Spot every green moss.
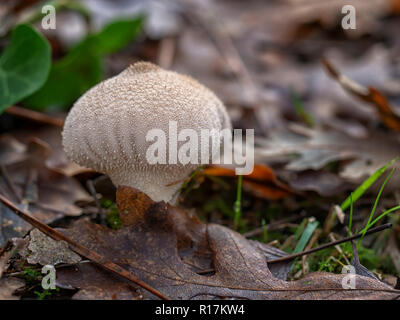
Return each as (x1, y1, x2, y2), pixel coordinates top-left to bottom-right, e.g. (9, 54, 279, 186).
(101, 200, 122, 230)
(21, 267, 41, 286)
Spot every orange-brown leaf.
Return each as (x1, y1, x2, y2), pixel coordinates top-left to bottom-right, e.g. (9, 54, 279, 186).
(202, 164, 292, 200)
(322, 58, 400, 132)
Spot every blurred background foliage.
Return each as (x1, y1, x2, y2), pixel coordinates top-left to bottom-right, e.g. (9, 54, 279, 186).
(0, 1, 144, 113)
(1, 0, 400, 285)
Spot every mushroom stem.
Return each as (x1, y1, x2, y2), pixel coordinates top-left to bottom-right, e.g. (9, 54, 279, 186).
(108, 165, 197, 203)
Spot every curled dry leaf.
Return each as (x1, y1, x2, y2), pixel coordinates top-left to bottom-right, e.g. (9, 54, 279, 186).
(57, 186, 399, 300)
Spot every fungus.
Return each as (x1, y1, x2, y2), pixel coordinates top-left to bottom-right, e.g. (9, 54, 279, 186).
(62, 62, 231, 203)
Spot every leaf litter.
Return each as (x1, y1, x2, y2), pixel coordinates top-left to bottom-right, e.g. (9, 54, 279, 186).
(52, 187, 399, 300)
(0, 133, 91, 247)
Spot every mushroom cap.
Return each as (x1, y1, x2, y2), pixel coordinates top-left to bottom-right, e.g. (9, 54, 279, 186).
(62, 62, 231, 202)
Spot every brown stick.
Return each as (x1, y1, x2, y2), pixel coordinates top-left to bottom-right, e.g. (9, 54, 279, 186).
(5, 106, 65, 127)
(268, 223, 392, 264)
(0, 192, 168, 300)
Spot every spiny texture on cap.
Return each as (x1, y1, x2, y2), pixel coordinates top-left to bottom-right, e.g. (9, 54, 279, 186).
(62, 62, 231, 203)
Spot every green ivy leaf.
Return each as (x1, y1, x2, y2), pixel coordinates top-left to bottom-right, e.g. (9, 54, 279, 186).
(23, 17, 143, 110)
(0, 24, 51, 114)
(293, 219, 319, 254)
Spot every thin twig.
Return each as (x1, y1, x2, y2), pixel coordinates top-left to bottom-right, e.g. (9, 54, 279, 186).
(0, 192, 168, 300)
(268, 223, 392, 264)
(5, 106, 65, 127)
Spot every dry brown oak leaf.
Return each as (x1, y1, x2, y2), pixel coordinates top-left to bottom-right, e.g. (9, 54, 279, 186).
(58, 186, 400, 300)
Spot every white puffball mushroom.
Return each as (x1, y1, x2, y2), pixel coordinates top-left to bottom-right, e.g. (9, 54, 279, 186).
(62, 61, 231, 203)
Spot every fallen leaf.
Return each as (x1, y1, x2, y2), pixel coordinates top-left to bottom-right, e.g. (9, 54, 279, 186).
(351, 242, 379, 280)
(256, 124, 400, 183)
(248, 240, 291, 281)
(288, 170, 351, 196)
(57, 186, 400, 300)
(57, 263, 141, 300)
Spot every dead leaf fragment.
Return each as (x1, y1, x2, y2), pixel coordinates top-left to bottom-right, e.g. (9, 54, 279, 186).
(26, 229, 81, 266)
(256, 125, 400, 183)
(288, 171, 351, 196)
(57, 263, 141, 300)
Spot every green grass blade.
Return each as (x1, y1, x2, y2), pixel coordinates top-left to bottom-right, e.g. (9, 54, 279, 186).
(293, 219, 319, 254)
(294, 218, 308, 240)
(358, 168, 395, 246)
(340, 157, 397, 212)
(233, 175, 243, 230)
(348, 193, 354, 237)
(359, 204, 400, 235)
(290, 88, 314, 127)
